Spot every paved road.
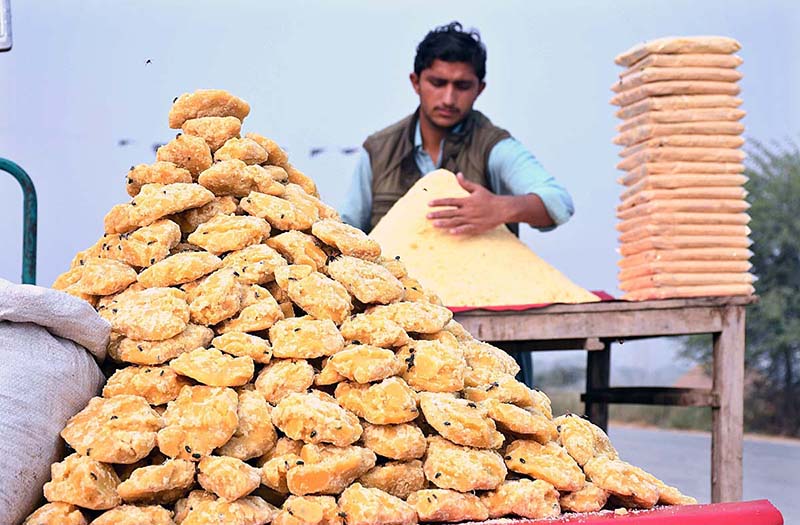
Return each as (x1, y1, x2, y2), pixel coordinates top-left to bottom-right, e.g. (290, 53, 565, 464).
(608, 425, 797, 523)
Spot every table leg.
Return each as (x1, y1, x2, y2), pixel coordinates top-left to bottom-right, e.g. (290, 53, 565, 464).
(586, 340, 611, 431)
(513, 352, 535, 388)
(711, 306, 745, 502)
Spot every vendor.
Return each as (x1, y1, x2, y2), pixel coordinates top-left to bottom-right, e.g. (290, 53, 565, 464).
(341, 21, 575, 236)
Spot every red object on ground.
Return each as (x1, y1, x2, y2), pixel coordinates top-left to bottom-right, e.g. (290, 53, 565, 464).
(447, 291, 616, 313)
(454, 500, 783, 525)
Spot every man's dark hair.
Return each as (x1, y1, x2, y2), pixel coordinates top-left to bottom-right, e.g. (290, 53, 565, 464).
(414, 21, 487, 81)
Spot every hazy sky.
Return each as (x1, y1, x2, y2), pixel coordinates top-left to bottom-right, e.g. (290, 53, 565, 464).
(1, 0, 798, 374)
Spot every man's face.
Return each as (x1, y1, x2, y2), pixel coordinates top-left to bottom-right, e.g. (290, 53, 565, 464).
(410, 59, 485, 129)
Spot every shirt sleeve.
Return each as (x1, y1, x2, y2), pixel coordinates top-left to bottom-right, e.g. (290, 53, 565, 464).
(339, 147, 374, 232)
(487, 137, 575, 231)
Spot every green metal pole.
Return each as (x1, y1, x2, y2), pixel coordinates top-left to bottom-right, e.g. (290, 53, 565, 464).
(0, 158, 37, 284)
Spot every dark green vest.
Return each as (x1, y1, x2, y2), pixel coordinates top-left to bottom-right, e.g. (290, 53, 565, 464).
(363, 109, 512, 232)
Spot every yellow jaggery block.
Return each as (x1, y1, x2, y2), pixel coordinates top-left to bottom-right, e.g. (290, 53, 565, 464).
(370, 170, 598, 307)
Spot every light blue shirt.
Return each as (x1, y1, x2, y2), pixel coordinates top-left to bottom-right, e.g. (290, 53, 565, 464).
(340, 120, 575, 232)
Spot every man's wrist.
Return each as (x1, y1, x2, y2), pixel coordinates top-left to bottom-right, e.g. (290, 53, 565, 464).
(496, 194, 522, 225)
(497, 193, 554, 228)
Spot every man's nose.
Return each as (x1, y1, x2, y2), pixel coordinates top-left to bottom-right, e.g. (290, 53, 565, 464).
(443, 85, 457, 105)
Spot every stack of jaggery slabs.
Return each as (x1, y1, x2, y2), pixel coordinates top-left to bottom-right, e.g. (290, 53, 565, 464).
(611, 36, 754, 301)
(370, 170, 599, 307)
(31, 90, 694, 524)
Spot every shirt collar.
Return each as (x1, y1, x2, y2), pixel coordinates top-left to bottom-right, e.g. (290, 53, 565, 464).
(413, 118, 465, 150)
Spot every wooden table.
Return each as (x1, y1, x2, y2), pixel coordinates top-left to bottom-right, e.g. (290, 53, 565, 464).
(454, 296, 756, 503)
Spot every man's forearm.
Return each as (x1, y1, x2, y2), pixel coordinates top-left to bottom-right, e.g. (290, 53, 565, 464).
(496, 193, 554, 228)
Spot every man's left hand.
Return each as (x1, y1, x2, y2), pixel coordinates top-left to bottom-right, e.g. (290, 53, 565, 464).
(426, 172, 505, 235)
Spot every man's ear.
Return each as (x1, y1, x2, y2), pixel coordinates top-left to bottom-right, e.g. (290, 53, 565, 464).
(410, 72, 421, 95)
(476, 81, 486, 98)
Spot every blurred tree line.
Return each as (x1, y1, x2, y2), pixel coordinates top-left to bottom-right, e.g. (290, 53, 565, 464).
(683, 139, 800, 437)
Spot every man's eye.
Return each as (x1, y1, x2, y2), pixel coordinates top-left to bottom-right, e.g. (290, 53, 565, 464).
(429, 79, 446, 87)
(455, 82, 474, 90)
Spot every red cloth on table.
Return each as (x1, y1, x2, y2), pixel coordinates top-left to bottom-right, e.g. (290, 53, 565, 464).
(454, 500, 783, 525)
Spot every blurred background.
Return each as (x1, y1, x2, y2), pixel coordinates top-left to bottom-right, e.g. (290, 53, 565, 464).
(1, 0, 799, 514)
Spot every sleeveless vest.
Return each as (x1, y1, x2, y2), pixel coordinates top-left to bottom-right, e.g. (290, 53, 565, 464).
(362, 108, 513, 233)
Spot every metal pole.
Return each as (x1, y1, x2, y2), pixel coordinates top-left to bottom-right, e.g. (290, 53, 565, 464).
(0, 0, 12, 52)
(0, 158, 37, 284)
